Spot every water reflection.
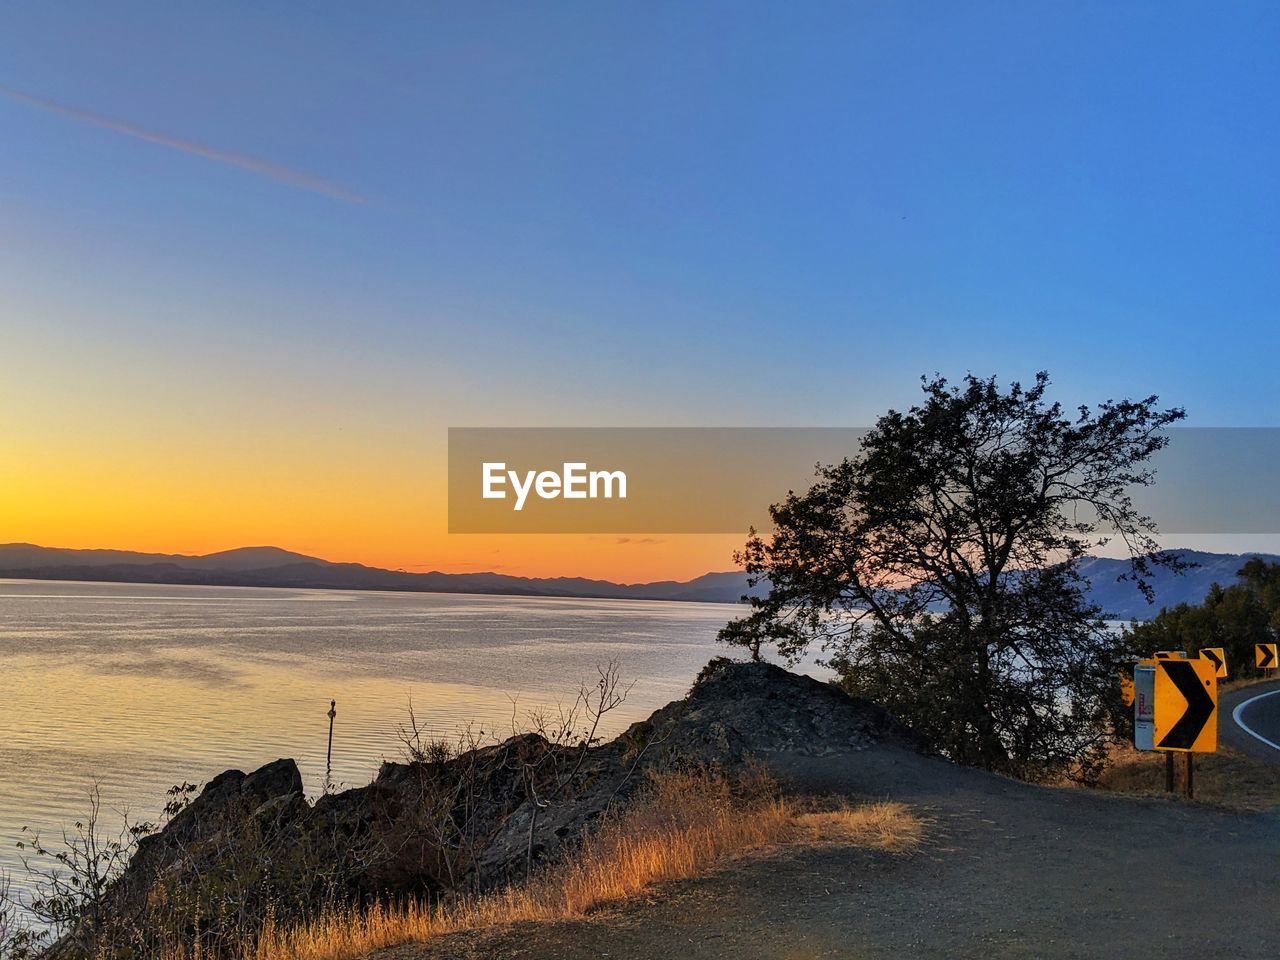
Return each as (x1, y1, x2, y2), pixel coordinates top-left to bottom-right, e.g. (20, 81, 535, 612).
(0, 579, 746, 906)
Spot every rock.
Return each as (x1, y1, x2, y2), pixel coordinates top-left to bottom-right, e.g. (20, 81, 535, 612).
(641, 658, 925, 762)
(242, 757, 304, 799)
(466, 659, 924, 886)
(96, 659, 924, 949)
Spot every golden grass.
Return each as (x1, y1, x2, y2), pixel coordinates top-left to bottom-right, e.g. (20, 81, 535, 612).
(1094, 742, 1280, 812)
(791, 802, 925, 851)
(1221, 675, 1279, 695)
(243, 772, 923, 960)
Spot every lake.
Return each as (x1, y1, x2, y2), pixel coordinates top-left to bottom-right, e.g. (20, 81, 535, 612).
(0, 579, 746, 908)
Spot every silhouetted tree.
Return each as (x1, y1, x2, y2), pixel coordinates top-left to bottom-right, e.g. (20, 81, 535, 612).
(719, 372, 1185, 780)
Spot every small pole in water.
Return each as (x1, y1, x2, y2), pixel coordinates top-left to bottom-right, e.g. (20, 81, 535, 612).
(326, 699, 337, 792)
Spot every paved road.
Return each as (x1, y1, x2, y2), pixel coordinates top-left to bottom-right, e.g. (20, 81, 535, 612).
(396, 746, 1280, 960)
(1223, 679, 1280, 764)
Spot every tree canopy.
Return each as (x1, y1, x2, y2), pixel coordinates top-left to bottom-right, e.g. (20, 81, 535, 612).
(719, 372, 1185, 780)
(1124, 558, 1280, 675)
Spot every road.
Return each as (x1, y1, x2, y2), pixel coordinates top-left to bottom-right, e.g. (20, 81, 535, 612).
(392, 744, 1280, 960)
(1223, 678, 1280, 763)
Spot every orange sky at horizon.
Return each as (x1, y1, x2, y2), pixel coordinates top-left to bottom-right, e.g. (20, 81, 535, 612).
(1, 431, 747, 581)
(0, 527, 748, 583)
(0, 328, 750, 582)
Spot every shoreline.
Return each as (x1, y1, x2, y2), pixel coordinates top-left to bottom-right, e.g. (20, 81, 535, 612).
(0, 574, 747, 607)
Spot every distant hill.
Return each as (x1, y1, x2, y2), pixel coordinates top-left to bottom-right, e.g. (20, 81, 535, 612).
(0, 542, 767, 604)
(0, 543, 1274, 619)
(0, 543, 331, 572)
(1076, 550, 1280, 620)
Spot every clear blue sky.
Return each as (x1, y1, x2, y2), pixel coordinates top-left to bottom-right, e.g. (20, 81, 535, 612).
(3, 2, 1279, 573)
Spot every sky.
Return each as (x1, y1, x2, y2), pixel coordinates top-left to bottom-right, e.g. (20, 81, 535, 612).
(2, 2, 1279, 581)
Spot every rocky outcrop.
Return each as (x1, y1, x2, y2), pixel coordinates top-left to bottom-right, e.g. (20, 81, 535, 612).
(96, 659, 922, 949)
(639, 657, 924, 761)
(467, 659, 921, 884)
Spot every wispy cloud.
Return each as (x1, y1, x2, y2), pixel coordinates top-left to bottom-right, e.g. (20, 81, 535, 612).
(1, 86, 365, 204)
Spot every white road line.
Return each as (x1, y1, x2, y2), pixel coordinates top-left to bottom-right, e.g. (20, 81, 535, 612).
(1231, 689, 1280, 753)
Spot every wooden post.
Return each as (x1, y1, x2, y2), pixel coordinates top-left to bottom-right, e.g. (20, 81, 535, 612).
(326, 699, 337, 792)
(1164, 752, 1175, 793)
(1185, 753, 1194, 800)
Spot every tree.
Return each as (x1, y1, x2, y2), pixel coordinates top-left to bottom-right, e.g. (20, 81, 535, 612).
(1124, 560, 1280, 676)
(719, 372, 1185, 781)
(1238, 557, 1280, 630)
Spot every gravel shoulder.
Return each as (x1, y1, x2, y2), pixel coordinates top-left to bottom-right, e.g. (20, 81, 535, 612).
(380, 744, 1280, 960)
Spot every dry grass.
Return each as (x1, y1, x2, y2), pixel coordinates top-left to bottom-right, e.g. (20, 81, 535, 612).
(791, 802, 925, 851)
(1221, 675, 1279, 695)
(243, 771, 923, 960)
(1094, 742, 1280, 812)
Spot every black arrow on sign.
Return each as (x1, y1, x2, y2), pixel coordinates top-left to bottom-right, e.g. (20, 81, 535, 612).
(1261, 645, 1277, 668)
(1202, 649, 1224, 672)
(1157, 660, 1215, 750)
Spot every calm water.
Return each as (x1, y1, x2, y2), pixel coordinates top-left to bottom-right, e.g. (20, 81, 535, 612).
(0, 579, 742, 905)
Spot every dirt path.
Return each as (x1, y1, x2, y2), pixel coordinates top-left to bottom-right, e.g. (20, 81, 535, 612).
(382, 745, 1280, 960)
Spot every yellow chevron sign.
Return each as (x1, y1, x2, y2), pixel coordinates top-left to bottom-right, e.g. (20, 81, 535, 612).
(1258, 643, 1278, 670)
(1199, 647, 1227, 678)
(1153, 657, 1217, 753)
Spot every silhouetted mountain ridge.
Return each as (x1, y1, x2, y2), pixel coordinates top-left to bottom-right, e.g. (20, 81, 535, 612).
(0, 543, 762, 604)
(0, 543, 1274, 618)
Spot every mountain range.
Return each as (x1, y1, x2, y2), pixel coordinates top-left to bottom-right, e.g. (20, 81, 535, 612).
(0, 543, 1274, 620)
(0, 543, 756, 604)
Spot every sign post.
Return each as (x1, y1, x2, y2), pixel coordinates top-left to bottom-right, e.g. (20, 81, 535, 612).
(1140, 657, 1218, 798)
(326, 699, 337, 793)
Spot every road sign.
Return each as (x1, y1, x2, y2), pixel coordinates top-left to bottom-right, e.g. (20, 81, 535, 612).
(1199, 647, 1228, 678)
(1120, 670, 1135, 707)
(1153, 658, 1217, 753)
(1155, 650, 1187, 660)
(1258, 643, 1278, 670)
(1134, 662, 1156, 751)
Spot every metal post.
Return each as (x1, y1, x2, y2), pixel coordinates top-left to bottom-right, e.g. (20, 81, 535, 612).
(1165, 752, 1175, 793)
(326, 699, 337, 791)
(1185, 753, 1194, 800)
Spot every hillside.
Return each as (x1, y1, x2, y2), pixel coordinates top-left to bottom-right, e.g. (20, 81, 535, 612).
(86, 659, 1280, 960)
(0, 543, 1274, 619)
(1077, 549, 1280, 619)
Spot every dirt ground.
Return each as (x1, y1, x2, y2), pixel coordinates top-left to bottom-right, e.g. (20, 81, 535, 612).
(1096, 742, 1280, 812)
(378, 744, 1279, 960)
